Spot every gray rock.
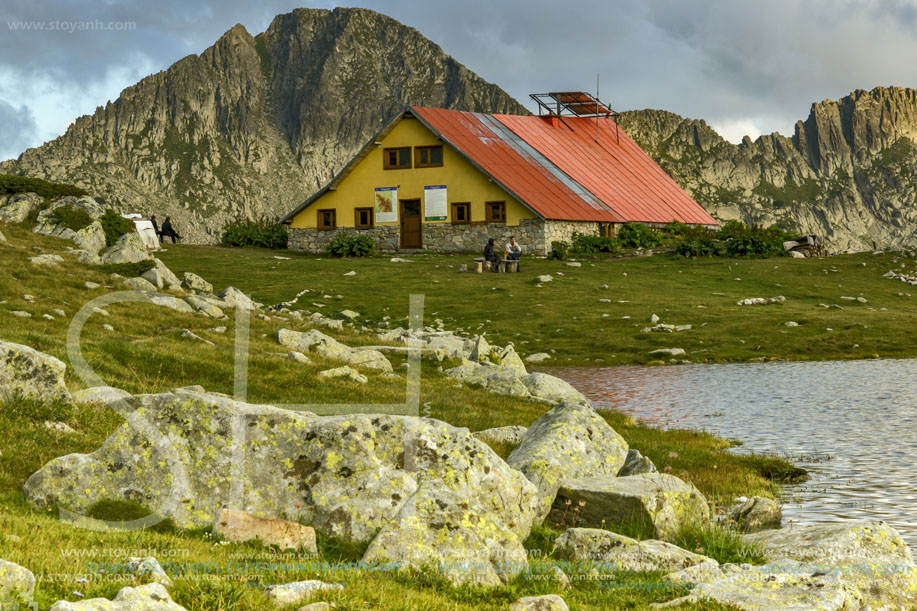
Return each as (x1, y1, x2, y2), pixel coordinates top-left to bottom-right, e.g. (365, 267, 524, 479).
(180, 329, 213, 345)
(144, 294, 192, 314)
(84, 281, 100, 289)
(337, 309, 360, 320)
(342, 270, 356, 276)
(390, 257, 411, 263)
(123, 277, 158, 292)
(214, 508, 317, 554)
(101, 232, 150, 264)
(317, 366, 367, 384)
(508, 401, 628, 520)
(45, 420, 76, 434)
(287, 351, 312, 364)
(181, 272, 212, 293)
(53, 308, 66, 316)
(650, 313, 660, 323)
(555, 528, 714, 573)
(495, 344, 527, 375)
(525, 352, 551, 363)
(72, 386, 131, 406)
(736, 296, 786, 306)
(297, 604, 335, 611)
(535, 275, 553, 283)
(464, 334, 491, 362)
(445, 360, 530, 397)
(0, 229, 5, 244)
(0, 558, 35, 603)
(277, 329, 392, 372)
(617, 448, 658, 476)
(0, 192, 42, 223)
(10, 310, 31, 318)
(217, 286, 259, 309)
(125, 557, 173, 587)
(784, 321, 799, 327)
(549, 474, 710, 541)
(0, 340, 71, 403)
(48, 583, 186, 610)
(508, 595, 568, 610)
(152, 258, 182, 289)
(71, 222, 106, 255)
(520, 372, 587, 404)
(727, 496, 781, 533)
(29, 254, 65, 266)
(308, 313, 344, 331)
(102, 324, 115, 332)
(473, 425, 529, 446)
(565, 262, 581, 267)
(184, 295, 225, 319)
(141, 268, 165, 289)
(265, 581, 343, 607)
(648, 348, 685, 357)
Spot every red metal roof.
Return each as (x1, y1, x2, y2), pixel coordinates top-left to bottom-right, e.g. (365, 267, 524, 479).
(411, 106, 717, 225)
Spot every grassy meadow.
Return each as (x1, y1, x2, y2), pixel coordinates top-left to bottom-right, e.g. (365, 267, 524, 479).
(0, 222, 828, 610)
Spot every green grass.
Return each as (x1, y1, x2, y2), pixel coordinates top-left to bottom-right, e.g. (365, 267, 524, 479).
(0, 223, 808, 609)
(155, 243, 917, 367)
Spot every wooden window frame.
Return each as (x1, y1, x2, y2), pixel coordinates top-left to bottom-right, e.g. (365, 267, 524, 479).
(383, 147, 412, 170)
(415, 145, 444, 168)
(451, 202, 470, 225)
(354, 207, 374, 229)
(317, 209, 336, 230)
(485, 201, 506, 223)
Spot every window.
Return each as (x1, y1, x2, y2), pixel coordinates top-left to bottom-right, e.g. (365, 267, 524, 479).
(318, 209, 336, 230)
(485, 201, 506, 223)
(383, 147, 412, 169)
(354, 207, 374, 229)
(415, 145, 443, 168)
(601, 223, 615, 238)
(451, 202, 470, 225)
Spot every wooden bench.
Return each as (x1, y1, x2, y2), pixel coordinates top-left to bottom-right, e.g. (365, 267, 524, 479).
(499, 259, 519, 273)
(475, 257, 518, 273)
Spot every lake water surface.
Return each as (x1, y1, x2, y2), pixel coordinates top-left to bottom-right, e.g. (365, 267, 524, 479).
(542, 359, 917, 548)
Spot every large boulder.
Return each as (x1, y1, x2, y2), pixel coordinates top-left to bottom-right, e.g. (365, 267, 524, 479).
(101, 232, 150, 264)
(123, 277, 158, 292)
(617, 448, 657, 476)
(71, 386, 131, 406)
(49, 583, 186, 611)
(495, 345, 527, 375)
(181, 272, 212, 293)
(445, 360, 530, 397)
(520, 373, 587, 404)
(473, 425, 529, 446)
(0, 340, 71, 403)
(24, 391, 540, 586)
(508, 595, 568, 610)
(184, 295, 225, 319)
(464, 335, 491, 362)
(0, 192, 43, 223)
(554, 528, 714, 573)
(507, 401, 628, 520)
(216, 286, 259, 309)
(149, 294, 194, 314)
(33, 198, 107, 254)
(277, 329, 392, 372)
(0, 558, 35, 604)
(727, 496, 781, 533)
(548, 474, 710, 541)
(151, 258, 182, 289)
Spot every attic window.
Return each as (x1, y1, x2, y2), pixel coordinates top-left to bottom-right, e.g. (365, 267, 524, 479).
(415, 145, 443, 168)
(384, 147, 412, 170)
(318, 209, 336, 230)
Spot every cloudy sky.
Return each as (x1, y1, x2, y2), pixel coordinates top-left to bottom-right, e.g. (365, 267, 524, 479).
(2, 0, 917, 161)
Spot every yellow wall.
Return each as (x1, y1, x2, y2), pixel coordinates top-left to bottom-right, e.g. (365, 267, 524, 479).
(289, 116, 536, 229)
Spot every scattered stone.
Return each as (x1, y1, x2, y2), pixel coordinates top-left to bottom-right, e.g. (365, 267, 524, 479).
(617, 448, 658, 476)
(343, 271, 356, 276)
(184, 295, 225, 319)
(48, 583, 186, 610)
(53, 308, 66, 316)
(390, 257, 411, 263)
(0, 558, 35, 603)
(45, 420, 76, 434)
(649, 348, 685, 357)
(446, 360, 529, 396)
(736, 296, 786, 306)
(525, 352, 551, 363)
(210, 326, 227, 333)
(278, 329, 392, 372)
(287, 351, 312, 364)
(565, 262, 581, 267)
(216, 286, 260, 309)
(650, 313, 660, 324)
(789, 250, 805, 258)
(84, 281, 100, 289)
(508, 595, 569, 611)
(100, 232, 150, 265)
(509, 401, 628, 520)
(180, 329, 214, 345)
(72, 386, 131, 406)
(42, 314, 55, 320)
(520, 372, 586, 404)
(214, 509, 317, 554)
(140, 267, 164, 289)
(10, 310, 31, 318)
(317, 366, 368, 384)
(92, 307, 110, 316)
(0, 340, 71, 403)
(784, 321, 799, 327)
(727, 496, 781, 533)
(337, 310, 360, 320)
(122, 277, 157, 292)
(181, 272, 213, 293)
(297, 604, 335, 611)
(0, 192, 43, 223)
(265, 581, 343, 607)
(549, 473, 710, 541)
(473, 425, 529, 446)
(536, 275, 553, 283)
(152, 258, 182, 289)
(555, 528, 714, 573)
(599, 284, 609, 289)
(0, 229, 5, 244)
(101, 324, 115, 332)
(149, 295, 194, 314)
(29, 254, 66, 267)
(125, 557, 173, 588)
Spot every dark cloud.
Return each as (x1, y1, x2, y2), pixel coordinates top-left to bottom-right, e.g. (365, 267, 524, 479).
(3, 0, 917, 156)
(0, 99, 39, 160)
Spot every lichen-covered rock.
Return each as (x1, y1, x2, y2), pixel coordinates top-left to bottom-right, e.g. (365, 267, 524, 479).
(496, 345, 527, 375)
(181, 272, 212, 293)
(464, 335, 491, 361)
(29, 254, 65, 266)
(617, 448, 658, 476)
(24, 390, 540, 585)
(217, 286, 259, 309)
(548, 474, 710, 541)
(214, 508, 317, 554)
(508, 401, 628, 520)
(49, 583, 186, 610)
(525, 353, 551, 363)
(520, 373, 586, 404)
(125, 557, 173, 588)
(317, 366, 367, 384)
(277, 329, 392, 372)
(508, 595, 568, 610)
(152, 258, 182, 289)
(123, 277, 158, 292)
(184, 295, 225, 319)
(101, 232, 150, 264)
(264, 581, 343, 606)
(0, 340, 71, 403)
(32, 199, 107, 253)
(0, 192, 42, 223)
(141, 267, 165, 289)
(554, 528, 714, 573)
(727, 496, 781, 533)
(445, 359, 530, 397)
(0, 558, 35, 604)
(473, 425, 529, 446)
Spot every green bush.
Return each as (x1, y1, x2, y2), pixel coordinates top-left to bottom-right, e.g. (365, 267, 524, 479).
(617, 222, 662, 248)
(220, 216, 288, 249)
(100, 210, 136, 247)
(722, 224, 790, 258)
(0, 174, 87, 198)
(663, 220, 689, 236)
(571, 232, 620, 254)
(99, 260, 155, 277)
(327, 234, 374, 257)
(547, 240, 570, 260)
(50, 205, 93, 232)
(674, 227, 722, 258)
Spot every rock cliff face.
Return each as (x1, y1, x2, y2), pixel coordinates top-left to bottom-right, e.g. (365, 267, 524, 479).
(0, 8, 526, 243)
(616, 86, 917, 252)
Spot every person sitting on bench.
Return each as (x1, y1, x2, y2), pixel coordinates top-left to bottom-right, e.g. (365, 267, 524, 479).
(161, 216, 182, 243)
(483, 238, 499, 272)
(504, 236, 522, 270)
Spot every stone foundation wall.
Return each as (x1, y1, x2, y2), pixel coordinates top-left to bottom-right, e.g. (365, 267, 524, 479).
(542, 221, 602, 250)
(288, 226, 400, 252)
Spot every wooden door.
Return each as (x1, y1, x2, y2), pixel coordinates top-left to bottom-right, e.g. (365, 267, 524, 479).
(400, 199, 422, 249)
